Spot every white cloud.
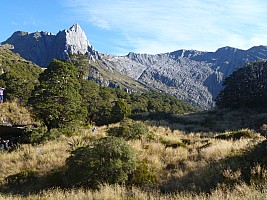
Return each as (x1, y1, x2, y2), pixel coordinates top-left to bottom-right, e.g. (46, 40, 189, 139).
(63, 0, 267, 54)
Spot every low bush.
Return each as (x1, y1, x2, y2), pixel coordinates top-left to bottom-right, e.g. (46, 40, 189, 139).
(130, 159, 158, 187)
(22, 126, 63, 144)
(65, 137, 136, 189)
(5, 169, 37, 186)
(107, 120, 154, 140)
(160, 138, 186, 148)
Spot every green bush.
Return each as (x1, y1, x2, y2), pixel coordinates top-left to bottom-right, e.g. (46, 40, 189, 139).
(5, 170, 37, 186)
(160, 138, 186, 148)
(107, 120, 153, 140)
(131, 159, 158, 186)
(22, 126, 48, 144)
(45, 169, 65, 188)
(65, 137, 136, 189)
(23, 126, 66, 144)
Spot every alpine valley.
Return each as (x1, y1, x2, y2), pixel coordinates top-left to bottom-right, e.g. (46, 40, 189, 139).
(2, 23, 267, 109)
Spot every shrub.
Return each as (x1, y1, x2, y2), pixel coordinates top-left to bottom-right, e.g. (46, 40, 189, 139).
(5, 170, 37, 186)
(130, 159, 158, 187)
(159, 138, 186, 148)
(22, 125, 48, 144)
(23, 126, 64, 144)
(45, 169, 65, 188)
(65, 137, 136, 189)
(107, 120, 153, 140)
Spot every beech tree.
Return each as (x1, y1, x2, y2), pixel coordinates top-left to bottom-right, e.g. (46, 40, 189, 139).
(29, 59, 86, 130)
(111, 98, 131, 123)
(216, 60, 267, 108)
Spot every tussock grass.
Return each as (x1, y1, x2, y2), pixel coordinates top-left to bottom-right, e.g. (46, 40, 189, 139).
(0, 119, 266, 199)
(0, 184, 266, 200)
(0, 102, 34, 126)
(0, 138, 69, 182)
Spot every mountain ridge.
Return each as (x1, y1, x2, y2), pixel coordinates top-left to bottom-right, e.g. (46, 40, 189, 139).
(1, 23, 100, 67)
(2, 24, 267, 109)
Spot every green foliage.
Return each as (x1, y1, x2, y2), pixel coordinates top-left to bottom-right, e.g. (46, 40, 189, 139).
(65, 137, 136, 188)
(107, 120, 152, 140)
(69, 54, 91, 79)
(131, 159, 158, 186)
(5, 169, 37, 186)
(0, 49, 42, 103)
(23, 125, 77, 144)
(80, 80, 115, 125)
(29, 59, 87, 130)
(45, 169, 65, 188)
(130, 92, 197, 115)
(160, 138, 187, 148)
(22, 126, 48, 144)
(111, 98, 132, 123)
(79, 79, 196, 126)
(216, 60, 267, 108)
(215, 130, 255, 140)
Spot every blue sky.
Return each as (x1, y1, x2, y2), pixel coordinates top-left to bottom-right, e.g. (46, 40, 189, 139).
(1, 0, 267, 55)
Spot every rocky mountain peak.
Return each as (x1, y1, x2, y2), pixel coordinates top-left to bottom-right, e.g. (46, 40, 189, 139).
(2, 23, 99, 67)
(66, 23, 96, 56)
(68, 23, 83, 33)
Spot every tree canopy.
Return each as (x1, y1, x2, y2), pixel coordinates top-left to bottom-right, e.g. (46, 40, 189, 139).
(29, 59, 86, 130)
(0, 49, 42, 103)
(216, 60, 267, 108)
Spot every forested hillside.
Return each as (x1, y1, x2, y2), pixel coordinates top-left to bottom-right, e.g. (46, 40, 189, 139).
(0, 48, 42, 103)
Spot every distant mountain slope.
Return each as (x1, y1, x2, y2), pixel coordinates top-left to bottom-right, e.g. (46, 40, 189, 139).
(103, 46, 267, 109)
(2, 24, 267, 109)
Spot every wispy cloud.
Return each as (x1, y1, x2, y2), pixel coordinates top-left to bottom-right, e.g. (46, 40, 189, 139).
(11, 15, 37, 27)
(63, 0, 267, 54)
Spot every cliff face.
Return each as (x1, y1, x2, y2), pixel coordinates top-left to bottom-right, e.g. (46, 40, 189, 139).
(2, 24, 99, 67)
(103, 46, 267, 109)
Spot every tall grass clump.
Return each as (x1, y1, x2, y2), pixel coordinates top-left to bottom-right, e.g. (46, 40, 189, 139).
(0, 101, 34, 126)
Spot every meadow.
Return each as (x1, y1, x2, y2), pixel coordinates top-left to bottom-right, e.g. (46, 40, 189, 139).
(1, 108, 267, 200)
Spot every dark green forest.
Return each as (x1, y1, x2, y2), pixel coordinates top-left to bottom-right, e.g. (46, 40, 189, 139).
(216, 60, 267, 108)
(0, 49, 196, 131)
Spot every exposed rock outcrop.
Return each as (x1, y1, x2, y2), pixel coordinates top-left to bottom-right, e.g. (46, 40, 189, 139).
(103, 46, 267, 109)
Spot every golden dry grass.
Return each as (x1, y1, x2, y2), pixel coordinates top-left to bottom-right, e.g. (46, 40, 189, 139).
(0, 122, 266, 199)
(0, 184, 266, 200)
(0, 102, 35, 126)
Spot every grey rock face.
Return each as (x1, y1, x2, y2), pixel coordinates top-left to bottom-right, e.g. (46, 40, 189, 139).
(103, 46, 267, 109)
(2, 23, 99, 67)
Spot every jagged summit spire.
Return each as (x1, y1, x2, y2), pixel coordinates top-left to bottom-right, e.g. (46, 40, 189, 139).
(69, 23, 82, 32)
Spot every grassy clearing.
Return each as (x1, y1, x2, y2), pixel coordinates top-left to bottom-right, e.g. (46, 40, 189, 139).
(0, 121, 266, 199)
(0, 105, 267, 199)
